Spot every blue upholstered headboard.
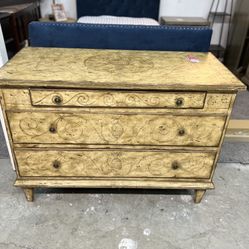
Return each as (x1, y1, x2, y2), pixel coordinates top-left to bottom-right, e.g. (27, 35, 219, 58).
(29, 22, 212, 52)
(76, 0, 160, 20)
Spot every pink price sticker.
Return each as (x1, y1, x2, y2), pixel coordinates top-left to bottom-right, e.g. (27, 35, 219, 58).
(187, 55, 200, 63)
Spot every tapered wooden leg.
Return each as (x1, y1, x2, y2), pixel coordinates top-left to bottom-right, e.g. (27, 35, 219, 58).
(23, 188, 34, 202)
(194, 190, 206, 204)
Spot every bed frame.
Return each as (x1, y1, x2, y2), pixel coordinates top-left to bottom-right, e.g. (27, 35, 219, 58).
(76, 0, 160, 20)
(29, 0, 212, 52)
(29, 22, 212, 52)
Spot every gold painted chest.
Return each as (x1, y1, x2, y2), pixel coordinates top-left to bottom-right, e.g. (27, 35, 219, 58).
(0, 47, 245, 202)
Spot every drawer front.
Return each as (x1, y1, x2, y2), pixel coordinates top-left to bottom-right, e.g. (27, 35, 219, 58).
(30, 89, 206, 109)
(8, 112, 226, 146)
(15, 150, 215, 178)
(3, 90, 233, 116)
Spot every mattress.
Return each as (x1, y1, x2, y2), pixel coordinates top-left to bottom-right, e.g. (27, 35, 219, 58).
(78, 15, 159, 26)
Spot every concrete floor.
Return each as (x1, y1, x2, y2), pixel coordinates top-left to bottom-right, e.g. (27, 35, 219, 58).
(0, 159, 249, 249)
(231, 90, 249, 119)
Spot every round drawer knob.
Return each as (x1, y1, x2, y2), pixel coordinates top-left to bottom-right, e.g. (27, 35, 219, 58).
(52, 160, 61, 169)
(53, 95, 63, 105)
(175, 98, 184, 107)
(49, 126, 57, 133)
(178, 128, 185, 136)
(172, 161, 180, 170)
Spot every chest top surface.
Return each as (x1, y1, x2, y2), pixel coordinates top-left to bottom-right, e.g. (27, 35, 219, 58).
(0, 47, 245, 91)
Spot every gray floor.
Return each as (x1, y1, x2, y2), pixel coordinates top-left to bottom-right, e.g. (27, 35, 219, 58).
(231, 90, 249, 119)
(0, 124, 7, 158)
(219, 141, 249, 164)
(0, 159, 249, 249)
(218, 90, 249, 164)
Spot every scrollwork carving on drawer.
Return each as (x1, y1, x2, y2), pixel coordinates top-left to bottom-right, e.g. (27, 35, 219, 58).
(2, 90, 233, 117)
(15, 150, 216, 179)
(8, 112, 226, 146)
(30, 89, 206, 109)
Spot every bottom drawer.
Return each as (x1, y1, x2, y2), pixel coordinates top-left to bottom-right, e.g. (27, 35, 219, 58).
(15, 149, 216, 179)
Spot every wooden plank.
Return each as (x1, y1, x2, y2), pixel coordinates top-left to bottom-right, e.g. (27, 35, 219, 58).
(226, 119, 249, 142)
(161, 16, 210, 26)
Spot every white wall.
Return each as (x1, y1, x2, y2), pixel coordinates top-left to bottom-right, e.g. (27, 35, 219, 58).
(160, 0, 236, 46)
(0, 25, 8, 67)
(159, 0, 212, 18)
(40, 0, 215, 20)
(159, 0, 234, 19)
(0, 24, 15, 170)
(40, 0, 235, 46)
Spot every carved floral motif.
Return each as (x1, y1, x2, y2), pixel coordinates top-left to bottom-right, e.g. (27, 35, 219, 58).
(84, 54, 154, 74)
(9, 112, 226, 146)
(16, 150, 215, 178)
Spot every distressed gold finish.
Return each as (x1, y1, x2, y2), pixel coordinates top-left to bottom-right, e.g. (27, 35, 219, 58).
(0, 47, 245, 202)
(205, 94, 233, 110)
(15, 179, 215, 190)
(8, 112, 226, 146)
(23, 188, 34, 202)
(15, 149, 216, 178)
(2, 89, 234, 115)
(194, 190, 206, 203)
(30, 89, 206, 108)
(0, 48, 245, 91)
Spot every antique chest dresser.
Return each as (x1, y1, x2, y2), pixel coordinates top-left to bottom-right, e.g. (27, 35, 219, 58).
(0, 47, 245, 202)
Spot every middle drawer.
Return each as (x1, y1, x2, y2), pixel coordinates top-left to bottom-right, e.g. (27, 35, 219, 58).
(7, 112, 226, 147)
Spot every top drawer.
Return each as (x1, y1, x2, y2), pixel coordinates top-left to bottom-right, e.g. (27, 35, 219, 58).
(30, 89, 206, 109)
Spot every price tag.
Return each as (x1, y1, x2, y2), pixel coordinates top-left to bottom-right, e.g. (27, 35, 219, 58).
(187, 55, 200, 63)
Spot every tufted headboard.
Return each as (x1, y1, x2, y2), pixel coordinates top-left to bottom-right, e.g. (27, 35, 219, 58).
(76, 0, 160, 20)
(29, 22, 212, 52)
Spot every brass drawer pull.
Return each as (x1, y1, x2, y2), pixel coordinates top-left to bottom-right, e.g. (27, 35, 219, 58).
(52, 160, 61, 169)
(171, 161, 180, 170)
(53, 95, 63, 105)
(175, 98, 184, 107)
(178, 128, 185, 136)
(49, 125, 57, 133)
